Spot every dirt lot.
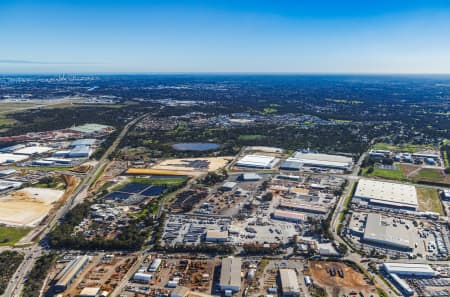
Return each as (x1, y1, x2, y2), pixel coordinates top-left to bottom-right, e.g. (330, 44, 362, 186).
(309, 261, 380, 297)
(0, 187, 64, 226)
(152, 157, 232, 173)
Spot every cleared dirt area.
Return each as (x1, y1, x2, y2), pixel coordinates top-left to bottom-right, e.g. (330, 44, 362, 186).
(152, 157, 232, 173)
(0, 187, 64, 227)
(309, 261, 380, 297)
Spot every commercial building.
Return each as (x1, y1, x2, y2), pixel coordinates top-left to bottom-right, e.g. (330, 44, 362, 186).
(78, 287, 101, 297)
(279, 269, 300, 297)
(278, 199, 328, 215)
(235, 155, 278, 169)
(54, 256, 90, 292)
(219, 257, 241, 293)
(205, 230, 228, 242)
(290, 152, 353, 171)
(363, 213, 414, 251)
(272, 210, 306, 223)
(353, 179, 418, 211)
(382, 263, 437, 277)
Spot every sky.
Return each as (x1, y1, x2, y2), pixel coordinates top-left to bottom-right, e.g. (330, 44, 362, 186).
(1, 0, 450, 74)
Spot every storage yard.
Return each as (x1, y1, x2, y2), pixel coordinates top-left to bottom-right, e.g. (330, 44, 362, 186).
(152, 157, 232, 173)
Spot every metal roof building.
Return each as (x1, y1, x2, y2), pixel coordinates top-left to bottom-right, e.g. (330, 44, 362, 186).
(383, 263, 437, 277)
(68, 145, 92, 158)
(240, 173, 262, 181)
(363, 213, 414, 251)
(354, 179, 418, 211)
(236, 154, 278, 169)
(219, 257, 241, 292)
(70, 139, 96, 147)
(291, 152, 353, 170)
(205, 230, 228, 242)
(279, 269, 300, 297)
(279, 159, 302, 171)
(272, 210, 307, 223)
(55, 256, 90, 292)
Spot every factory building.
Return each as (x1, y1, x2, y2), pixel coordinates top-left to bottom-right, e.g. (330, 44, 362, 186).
(279, 269, 300, 297)
(362, 213, 414, 251)
(272, 210, 306, 223)
(382, 263, 437, 277)
(235, 154, 278, 169)
(133, 272, 153, 283)
(13, 146, 53, 155)
(219, 257, 241, 293)
(353, 179, 418, 211)
(54, 256, 90, 292)
(220, 182, 237, 191)
(290, 152, 353, 171)
(390, 274, 414, 296)
(205, 230, 228, 243)
(0, 180, 22, 192)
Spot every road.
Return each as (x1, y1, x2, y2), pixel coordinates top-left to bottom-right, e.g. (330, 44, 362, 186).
(2, 113, 147, 297)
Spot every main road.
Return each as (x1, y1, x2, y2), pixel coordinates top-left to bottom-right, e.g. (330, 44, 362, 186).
(2, 113, 148, 297)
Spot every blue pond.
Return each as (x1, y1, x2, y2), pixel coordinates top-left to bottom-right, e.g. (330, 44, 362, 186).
(172, 142, 220, 151)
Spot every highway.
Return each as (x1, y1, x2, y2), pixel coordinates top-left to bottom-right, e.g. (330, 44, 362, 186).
(2, 113, 147, 297)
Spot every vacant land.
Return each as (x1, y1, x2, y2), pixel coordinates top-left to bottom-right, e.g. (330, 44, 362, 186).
(0, 226, 31, 246)
(364, 166, 404, 180)
(415, 168, 443, 179)
(152, 157, 232, 173)
(0, 187, 64, 227)
(373, 142, 435, 153)
(417, 187, 444, 215)
(309, 261, 380, 297)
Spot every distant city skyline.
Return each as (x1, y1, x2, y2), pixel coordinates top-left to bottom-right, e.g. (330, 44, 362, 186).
(1, 0, 450, 74)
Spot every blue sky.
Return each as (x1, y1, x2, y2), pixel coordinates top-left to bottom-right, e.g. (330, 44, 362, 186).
(1, 0, 450, 73)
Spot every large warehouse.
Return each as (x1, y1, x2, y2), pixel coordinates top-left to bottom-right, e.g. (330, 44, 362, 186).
(383, 263, 437, 277)
(54, 256, 90, 292)
(363, 213, 414, 251)
(279, 269, 300, 297)
(290, 152, 353, 171)
(353, 179, 418, 211)
(219, 257, 241, 293)
(235, 154, 278, 169)
(272, 210, 307, 223)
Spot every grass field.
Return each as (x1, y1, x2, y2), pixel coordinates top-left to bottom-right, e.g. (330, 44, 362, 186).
(373, 142, 435, 153)
(238, 134, 267, 141)
(364, 166, 405, 180)
(415, 168, 443, 180)
(417, 187, 444, 215)
(0, 226, 31, 246)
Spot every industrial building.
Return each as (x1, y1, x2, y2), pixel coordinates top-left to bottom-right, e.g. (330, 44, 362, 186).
(390, 274, 414, 296)
(382, 263, 437, 277)
(54, 255, 90, 292)
(13, 146, 53, 155)
(272, 210, 306, 223)
(133, 272, 153, 283)
(148, 258, 162, 272)
(68, 145, 92, 158)
(290, 152, 353, 171)
(362, 213, 414, 251)
(240, 173, 261, 181)
(205, 230, 228, 242)
(78, 287, 101, 297)
(279, 269, 300, 297)
(0, 180, 22, 192)
(279, 159, 302, 171)
(70, 138, 96, 147)
(235, 154, 278, 169)
(220, 182, 237, 191)
(278, 199, 328, 214)
(0, 153, 29, 164)
(353, 179, 418, 211)
(219, 257, 241, 293)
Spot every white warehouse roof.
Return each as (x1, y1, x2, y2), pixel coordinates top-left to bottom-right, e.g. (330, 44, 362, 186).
(219, 257, 241, 292)
(13, 146, 53, 155)
(236, 154, 278, 169)
(291, 152, 353, 169)
(354, 179, 418, 210)
(383, 263, 436, 277)
(279, 269, 300, 295)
